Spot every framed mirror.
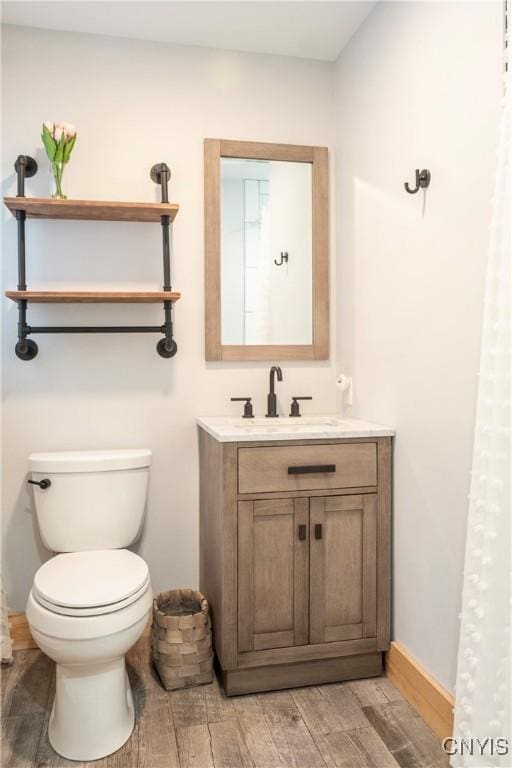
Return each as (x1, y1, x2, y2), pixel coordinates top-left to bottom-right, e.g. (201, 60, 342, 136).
(204, 139, 329, 361)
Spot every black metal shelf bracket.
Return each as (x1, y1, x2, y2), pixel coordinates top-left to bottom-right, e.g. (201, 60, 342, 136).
(10, 156, 178, 361)
(14, 155, 38, 360)
(151, 162, 178, 358)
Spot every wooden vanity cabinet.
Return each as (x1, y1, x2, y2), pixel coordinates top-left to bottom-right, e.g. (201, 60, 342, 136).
(199, 430, 392, 696)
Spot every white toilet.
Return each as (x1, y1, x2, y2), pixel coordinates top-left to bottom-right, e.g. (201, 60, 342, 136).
(26, 448, 153, 762)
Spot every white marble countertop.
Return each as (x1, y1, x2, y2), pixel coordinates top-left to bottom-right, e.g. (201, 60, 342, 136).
(196, 415, 395, 443)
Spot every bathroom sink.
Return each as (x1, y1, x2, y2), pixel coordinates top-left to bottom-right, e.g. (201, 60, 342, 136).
(197, 415, 395, 442)
(231, 416, 348, 428)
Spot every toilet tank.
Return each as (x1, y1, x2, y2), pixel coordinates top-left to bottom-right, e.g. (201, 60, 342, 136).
(28, 449, 152, 553)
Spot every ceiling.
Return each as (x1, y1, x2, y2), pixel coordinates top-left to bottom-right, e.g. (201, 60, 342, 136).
(1, 1, 376, 62)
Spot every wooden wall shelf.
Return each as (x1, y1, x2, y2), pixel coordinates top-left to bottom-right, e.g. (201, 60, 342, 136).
(6, 155, 180, 360)
(5, 291, 181, 304)
(4, 197, 179, 223)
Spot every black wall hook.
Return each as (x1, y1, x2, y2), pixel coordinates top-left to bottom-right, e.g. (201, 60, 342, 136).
(404, 169, 431, 194)
(274, 251, 289, 266)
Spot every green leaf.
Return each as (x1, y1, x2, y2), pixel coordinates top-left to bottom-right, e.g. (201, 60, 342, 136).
(54, 135, 65, 164)
(41, 124, 57, 161)
(63, 134, 76, 164)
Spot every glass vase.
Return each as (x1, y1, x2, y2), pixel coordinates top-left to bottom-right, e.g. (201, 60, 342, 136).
(50, 162, 66, 199)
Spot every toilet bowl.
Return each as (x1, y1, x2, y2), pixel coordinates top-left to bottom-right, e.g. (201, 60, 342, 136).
(26, 449, 152, 761)
(27, 549, 152, 762)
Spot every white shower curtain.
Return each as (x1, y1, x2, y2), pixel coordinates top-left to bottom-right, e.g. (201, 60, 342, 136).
(451, 62, 511, 767)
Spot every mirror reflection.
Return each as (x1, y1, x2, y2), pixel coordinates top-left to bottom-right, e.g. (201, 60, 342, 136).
(220, 157, 312, 346)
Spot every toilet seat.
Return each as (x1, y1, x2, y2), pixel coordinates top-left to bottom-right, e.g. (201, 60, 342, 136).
(28, 549, 153, 638)
(33, 549, 149, 614)
(27, 585, 153, 641)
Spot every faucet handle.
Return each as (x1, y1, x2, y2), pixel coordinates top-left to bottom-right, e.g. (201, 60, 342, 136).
(289, 396, 312, 417)
(230, 397, 254, 419)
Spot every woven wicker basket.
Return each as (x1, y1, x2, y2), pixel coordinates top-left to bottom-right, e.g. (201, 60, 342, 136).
(152, 588, 213, 691)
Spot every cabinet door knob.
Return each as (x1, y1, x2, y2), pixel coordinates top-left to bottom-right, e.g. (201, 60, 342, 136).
(298, 524, 307, 541)
(314, 523, 323, 540)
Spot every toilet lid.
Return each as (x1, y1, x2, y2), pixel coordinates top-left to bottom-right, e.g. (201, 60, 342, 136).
(33, 550, 149, 610)
(34, 576, 151, 616)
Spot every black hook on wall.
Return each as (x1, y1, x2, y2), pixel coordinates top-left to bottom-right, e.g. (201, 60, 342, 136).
(404, 169, 431, 194)
(274, 251, 289, 266)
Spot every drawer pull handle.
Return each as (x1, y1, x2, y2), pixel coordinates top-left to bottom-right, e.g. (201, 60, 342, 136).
(298, 524, 307, 541)
(315, 523, 323, 540)
(287, 464, 336, 475)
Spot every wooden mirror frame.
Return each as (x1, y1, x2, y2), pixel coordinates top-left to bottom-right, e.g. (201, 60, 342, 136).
(204, 139, 329, 361)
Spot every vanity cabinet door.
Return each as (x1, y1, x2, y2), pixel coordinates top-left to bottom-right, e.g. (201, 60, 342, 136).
(310, 495, 377, 644)
(238, 498, 309, 653)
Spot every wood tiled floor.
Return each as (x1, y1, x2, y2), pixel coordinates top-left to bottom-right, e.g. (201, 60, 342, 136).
(1, 638, 449, 767)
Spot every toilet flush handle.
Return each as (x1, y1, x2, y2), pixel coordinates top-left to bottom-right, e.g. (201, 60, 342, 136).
(27, 478, 51, 490)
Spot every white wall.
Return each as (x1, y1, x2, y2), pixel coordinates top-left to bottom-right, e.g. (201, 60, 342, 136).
(1, 25, 337, 611)
(335, 1, 503, 692)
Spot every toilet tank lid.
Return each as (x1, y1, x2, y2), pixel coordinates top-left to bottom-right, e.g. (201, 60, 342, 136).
(29, 449, 152, 473)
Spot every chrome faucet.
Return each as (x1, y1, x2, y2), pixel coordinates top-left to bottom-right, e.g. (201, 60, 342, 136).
(266, 366, 283, 417)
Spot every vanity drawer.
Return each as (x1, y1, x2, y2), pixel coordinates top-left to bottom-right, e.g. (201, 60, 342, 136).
(238, 443, 377, 494)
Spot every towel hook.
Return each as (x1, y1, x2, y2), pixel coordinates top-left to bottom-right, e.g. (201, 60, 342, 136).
(274, 251, 289, 266)
(404, 169, 431, 194)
